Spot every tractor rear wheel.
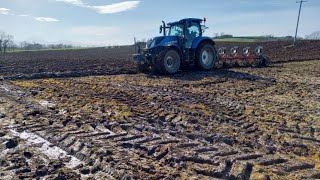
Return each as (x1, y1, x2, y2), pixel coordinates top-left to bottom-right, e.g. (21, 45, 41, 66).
(157, 49, 181, 74)
(196, 43, 217, 70)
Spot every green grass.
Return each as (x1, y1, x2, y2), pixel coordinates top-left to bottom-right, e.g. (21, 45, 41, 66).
(213, 37, 259, 43)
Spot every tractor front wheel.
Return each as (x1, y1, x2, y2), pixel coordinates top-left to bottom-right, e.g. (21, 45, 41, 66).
(157, 49, 181, 74)
(196, 43, 217, 70)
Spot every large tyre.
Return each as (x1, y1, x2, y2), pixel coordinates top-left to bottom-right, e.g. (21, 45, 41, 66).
(196, 43, 217, 70)
(156, 49, 181, 74)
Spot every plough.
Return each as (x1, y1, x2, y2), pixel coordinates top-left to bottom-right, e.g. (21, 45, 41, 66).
(215, 46, 270, 68)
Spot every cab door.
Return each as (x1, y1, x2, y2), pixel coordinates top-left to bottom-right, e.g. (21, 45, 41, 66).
(185, 22, 201, 49)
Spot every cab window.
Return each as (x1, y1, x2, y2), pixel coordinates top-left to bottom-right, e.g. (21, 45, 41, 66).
(185, 22, 201, 48)
(168, 24, 184, 37)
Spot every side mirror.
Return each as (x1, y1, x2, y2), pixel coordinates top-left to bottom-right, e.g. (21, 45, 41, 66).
(159, 25, 163, 34)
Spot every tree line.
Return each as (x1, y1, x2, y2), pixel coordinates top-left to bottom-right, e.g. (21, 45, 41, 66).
(0, 30, 76, 53)
(305, 31, 320, 40)
(18, 41, 74, 50)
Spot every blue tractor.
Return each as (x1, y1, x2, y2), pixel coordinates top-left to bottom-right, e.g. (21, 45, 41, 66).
(133, 18, 217, 74)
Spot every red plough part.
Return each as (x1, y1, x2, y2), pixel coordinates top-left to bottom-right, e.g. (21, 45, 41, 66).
(215, 46, 270, 68)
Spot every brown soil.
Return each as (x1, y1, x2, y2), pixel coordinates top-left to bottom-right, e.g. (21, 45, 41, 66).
(1, 59, 320, 179)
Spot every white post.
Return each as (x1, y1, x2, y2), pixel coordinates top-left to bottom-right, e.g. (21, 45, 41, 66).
(294, 0, 307, 45)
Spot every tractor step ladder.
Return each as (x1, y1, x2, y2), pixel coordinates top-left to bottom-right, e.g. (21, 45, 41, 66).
(184, 49, 195, 66)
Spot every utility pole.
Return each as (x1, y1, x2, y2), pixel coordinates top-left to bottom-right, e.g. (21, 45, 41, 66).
(294, 0, 307, 45)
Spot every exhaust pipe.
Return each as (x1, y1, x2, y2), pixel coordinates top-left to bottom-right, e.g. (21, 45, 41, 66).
(134, 37, 141, 54)
(162, 21, 166, 36)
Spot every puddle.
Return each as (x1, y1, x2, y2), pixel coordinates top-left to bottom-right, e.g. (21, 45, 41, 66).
(10, 129, 83, 168)
(0, 85, 11, 92)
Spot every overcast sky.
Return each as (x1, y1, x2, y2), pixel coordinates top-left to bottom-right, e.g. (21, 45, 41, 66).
(0, 0, 319, 46)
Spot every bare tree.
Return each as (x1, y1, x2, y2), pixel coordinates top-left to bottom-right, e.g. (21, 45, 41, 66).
(2, 34, 14, 53)
(20, 41, 28, 50)
(0, 31, 5, 53)
(305, 31, 320, 40)
(0, 31, 15, 53)
(8, 38, 16, 52)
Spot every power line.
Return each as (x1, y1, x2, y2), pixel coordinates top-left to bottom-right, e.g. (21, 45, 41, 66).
(294, 0, 307, 45)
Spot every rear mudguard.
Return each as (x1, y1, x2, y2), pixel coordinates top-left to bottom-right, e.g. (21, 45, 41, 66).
(191, 36, 215, 49)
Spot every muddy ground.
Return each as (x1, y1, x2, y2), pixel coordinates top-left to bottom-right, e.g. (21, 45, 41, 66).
(0, 40, 320, 80)
(0, 59, 320, 179)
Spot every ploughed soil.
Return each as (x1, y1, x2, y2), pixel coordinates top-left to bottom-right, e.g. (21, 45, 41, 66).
(0, 40, 319, 80)
(0, 40, 319, 179)
(1, 60, 320, 179)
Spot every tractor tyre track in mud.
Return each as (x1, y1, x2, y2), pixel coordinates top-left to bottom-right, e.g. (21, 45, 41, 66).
(1, 59, 320, 179)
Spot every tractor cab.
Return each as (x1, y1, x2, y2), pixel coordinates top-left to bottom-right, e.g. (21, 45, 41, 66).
(134, 18, 217, 74)
(161, 18, 204, 49)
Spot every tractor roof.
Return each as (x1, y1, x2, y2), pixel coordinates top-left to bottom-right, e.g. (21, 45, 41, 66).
(167, 18, 203, 26)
